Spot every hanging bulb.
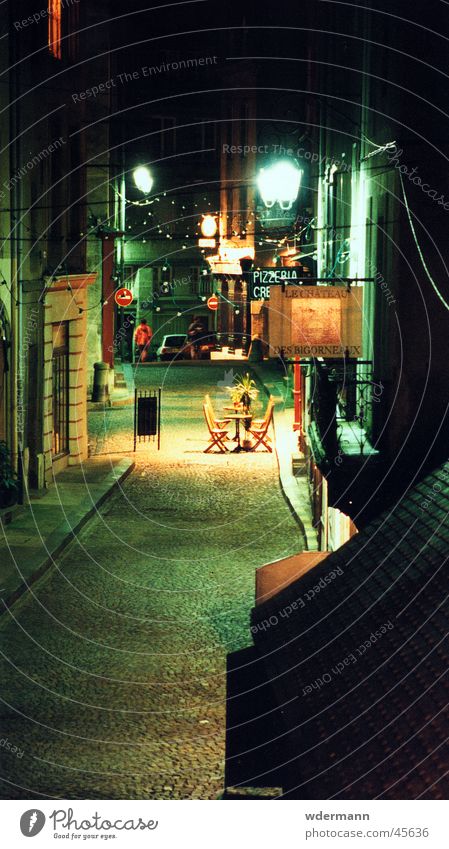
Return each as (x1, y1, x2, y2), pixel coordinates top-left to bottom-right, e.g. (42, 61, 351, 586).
(156, 306, 161, 312)
(177, 311, 182, 317)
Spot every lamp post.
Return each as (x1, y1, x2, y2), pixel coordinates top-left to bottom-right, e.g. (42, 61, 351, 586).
(256, 160, 303, 433)
(104, 165, 154, 369)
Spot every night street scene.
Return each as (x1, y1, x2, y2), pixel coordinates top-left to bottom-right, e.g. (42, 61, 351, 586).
(1, 0, 449, 825)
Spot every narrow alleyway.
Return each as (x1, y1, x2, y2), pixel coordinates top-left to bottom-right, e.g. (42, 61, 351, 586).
(0, 365, 303, 799)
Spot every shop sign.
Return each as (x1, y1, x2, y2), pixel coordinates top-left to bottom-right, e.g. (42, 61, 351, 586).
(269, 286, 364, 358)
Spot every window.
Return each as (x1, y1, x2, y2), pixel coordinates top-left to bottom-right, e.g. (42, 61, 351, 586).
(48, 1, 62, 60)
(52, 323, 69, 457)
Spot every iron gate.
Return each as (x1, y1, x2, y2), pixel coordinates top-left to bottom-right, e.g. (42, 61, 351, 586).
(133, 388, 161, 451)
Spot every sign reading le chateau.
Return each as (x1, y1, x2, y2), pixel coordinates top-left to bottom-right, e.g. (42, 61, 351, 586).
(269, 285, 364, 358)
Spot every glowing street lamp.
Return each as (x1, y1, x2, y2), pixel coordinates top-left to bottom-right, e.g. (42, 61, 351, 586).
(133, 166, 153, 194)
(200, 214, 217, 238)
(256, 161, 303, 435)
(257, 161, 302, 210)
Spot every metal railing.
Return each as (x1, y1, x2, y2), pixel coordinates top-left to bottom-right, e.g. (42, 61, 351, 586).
(308, 359, 380, 457)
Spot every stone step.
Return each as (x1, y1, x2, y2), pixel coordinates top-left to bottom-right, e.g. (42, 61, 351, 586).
(223, 786, 282, 800)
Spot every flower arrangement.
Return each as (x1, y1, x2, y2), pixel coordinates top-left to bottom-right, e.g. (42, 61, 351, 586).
(226, 372, 259, 413)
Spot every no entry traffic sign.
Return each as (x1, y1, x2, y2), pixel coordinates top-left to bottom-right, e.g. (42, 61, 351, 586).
(207, 295, 219, 310)
(114, 287, 133, 307)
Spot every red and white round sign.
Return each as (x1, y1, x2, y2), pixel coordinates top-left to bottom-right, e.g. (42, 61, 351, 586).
(114, 287, 133, 307)
(207, 295, 219, 311)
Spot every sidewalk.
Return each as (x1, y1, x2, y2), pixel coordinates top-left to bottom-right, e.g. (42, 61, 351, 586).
(251, 362, 318, 551)
(0, 456, 134, 615)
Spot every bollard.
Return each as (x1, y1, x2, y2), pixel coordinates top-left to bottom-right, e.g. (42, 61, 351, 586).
(248, 335, 264, 362)
(92, 362, 110, 403)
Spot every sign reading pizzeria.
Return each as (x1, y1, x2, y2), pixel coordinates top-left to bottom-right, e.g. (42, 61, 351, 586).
(268, 285, 364, 358)
(251, 267, 310, 285)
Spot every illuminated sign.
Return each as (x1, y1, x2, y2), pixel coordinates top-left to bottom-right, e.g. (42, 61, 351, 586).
(249, 267, 312, 300)
(251, 267, 310, 285)
(269, 286, 364, 358)
(250, 283, 271, 301)
(198, 238, 216, 248)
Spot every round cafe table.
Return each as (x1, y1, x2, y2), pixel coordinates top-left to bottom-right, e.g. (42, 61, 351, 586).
(223, 412, 253, 452)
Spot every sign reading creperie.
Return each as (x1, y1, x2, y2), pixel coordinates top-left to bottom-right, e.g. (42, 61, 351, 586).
(269, 286, 364, 358)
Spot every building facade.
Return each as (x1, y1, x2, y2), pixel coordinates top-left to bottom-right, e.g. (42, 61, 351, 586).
(0, 0, 115, 496)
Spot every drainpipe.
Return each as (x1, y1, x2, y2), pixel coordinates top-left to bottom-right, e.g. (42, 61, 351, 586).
(99, 227, 124, 368)
(9, 17, 23, 501)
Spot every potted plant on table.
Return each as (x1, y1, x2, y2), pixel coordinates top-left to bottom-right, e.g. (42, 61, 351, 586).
(226, 373, 259, 449)
(0, 441, 18, 510)
(230, 372, 259, 413)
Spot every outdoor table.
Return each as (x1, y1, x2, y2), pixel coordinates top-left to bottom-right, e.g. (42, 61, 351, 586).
(223, 405, 243, 442)
(223, 413, 253, 452)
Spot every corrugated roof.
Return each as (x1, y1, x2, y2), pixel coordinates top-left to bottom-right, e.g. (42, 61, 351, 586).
(251, 461, 449, 799)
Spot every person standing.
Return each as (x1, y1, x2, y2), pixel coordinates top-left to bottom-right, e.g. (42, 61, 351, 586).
(187, 316, 204, 359)
(134, 318, 152, 363)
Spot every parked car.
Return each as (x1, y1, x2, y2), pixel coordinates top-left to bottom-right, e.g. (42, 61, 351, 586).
(156, 334, 188, 361)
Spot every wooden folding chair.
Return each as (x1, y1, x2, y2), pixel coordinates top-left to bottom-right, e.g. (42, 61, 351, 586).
(203, 404, 229, 453)
(248, 399, 274, 452)
(251, 396, 275, 429)
(205, 394, 229, 431)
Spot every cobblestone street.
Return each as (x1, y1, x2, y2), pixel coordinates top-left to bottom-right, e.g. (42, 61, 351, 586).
(0, 364, 303, 800)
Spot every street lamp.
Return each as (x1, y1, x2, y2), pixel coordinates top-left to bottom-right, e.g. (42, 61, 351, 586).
(200, 214, 217, 238)
(256, 160, 303, 434)
(133, 166, 153, 195)
(257, 161, 302, 210)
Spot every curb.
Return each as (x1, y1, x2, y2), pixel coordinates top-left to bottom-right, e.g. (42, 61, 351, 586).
(0, 458, 135, 617)
(251, 365, 317, 551)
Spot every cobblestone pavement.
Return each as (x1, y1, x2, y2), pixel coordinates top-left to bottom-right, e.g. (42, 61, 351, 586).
(0, 364, 304, 800)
